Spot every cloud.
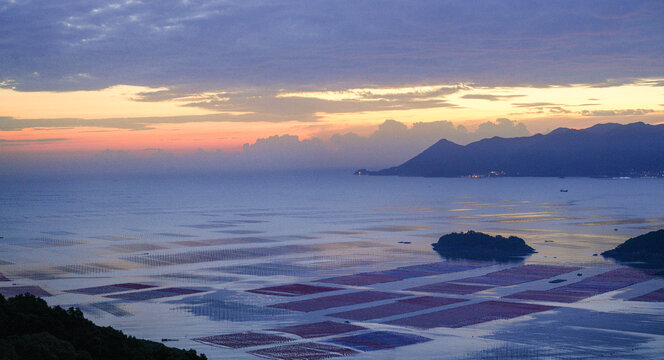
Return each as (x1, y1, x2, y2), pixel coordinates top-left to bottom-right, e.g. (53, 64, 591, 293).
(277, 85, 461, 102)
(325, 120, 469, 166)
(0, 112, 312, 132)
(588, 78, 664, 88)
(234, 117, 527, 170)
(323, 118, 531, 167)
(239, 135, 338, 169)
(243, 134, 326, 154)
(548, 107, 572, 114)
(1, 1, 662, 91)
(512, 102, 561, 108)
(0, 79, 16, 89)
(0, 84, 463, 130)
(0, 138, 70, 145)
(461, 94, 525, 101)
(154, 86, 461, 119)
(3, 78, 662, 132)
(474, 118, 530, 139)
(580, 109, 654, 116)
(0, 118, 533, 176)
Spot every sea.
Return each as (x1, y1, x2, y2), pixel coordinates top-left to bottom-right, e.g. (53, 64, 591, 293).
(1, 171, 663, 359)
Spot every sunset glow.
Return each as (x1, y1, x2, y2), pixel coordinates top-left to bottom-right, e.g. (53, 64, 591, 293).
(2, 79, 663, 154)
(1, 0, 662, 173)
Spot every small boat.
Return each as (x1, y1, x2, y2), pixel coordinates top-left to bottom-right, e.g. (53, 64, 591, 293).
(560, 189, 568, 192)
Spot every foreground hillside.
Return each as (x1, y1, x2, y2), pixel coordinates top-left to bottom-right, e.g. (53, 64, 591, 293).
(0, 294, 207, 360)
(362, 122, 664, 177)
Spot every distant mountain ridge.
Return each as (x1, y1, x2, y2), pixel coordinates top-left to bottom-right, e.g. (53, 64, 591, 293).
(359, 122, 664, 177)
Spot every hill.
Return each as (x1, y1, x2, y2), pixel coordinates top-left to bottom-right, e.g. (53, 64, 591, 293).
(432, 231, 535, 261)
(360, 122, 664, 177)
(0, 294, 207, 360)
(602, 229, 664, 268)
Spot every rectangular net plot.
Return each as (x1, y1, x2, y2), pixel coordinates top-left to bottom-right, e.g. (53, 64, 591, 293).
(594, 267, 657, 280)
(508, 268, 657, 302)
(315, 260, 490, 285)
(216, 230, 265, 235)
(168, 287, 206, 295)
(66, 283, 156, 295)
(407, 282, 493, 295)
(152, 273, 237, 283)
(248, 284, 343, 297)
(210, 262, 312, 276)
(154, 232, 197, 238)
(366, 268, 432, 279)
(270, 291, 407, 312)
(91, 235, 137, 241)
(9, 269, 62, 281)
(90, 302, 131, 317)
(106, 243, 166, 253)
(124, 243, 331, 267)
(129, 241, 379, 267)
(0, 285, 52, 297)
(180, 223, 236, 230)
(317, 273, 404, 286)
(310, 241, 382, 251)
(248, 342, 358, 360)
(381, 260, 488, 278)
(106, 287, 204, 301)
(123, 245, 289, 266)
(271, 321, 365, 338)
(505, 289, 590, 303)
(329, 331, 431, 351)
(193, 332, 293, 348)
(400, 295, 467, 307)
(386, 300, 556, 329)
(455, 265, 581, 286)
(56, 262, 123, 275)
(172, 240, 213, 247)
(329, 296, 468, 321)
(564, 268, 654, 293)
(564, 280, 634, 293)
(21, 237, 84, 248)
(361, 261, 473, 279)
(199, 237, 275, 246)
(42, 230, 76, 236)
(177, 299, 292, 322)
(630, 288, 664, 302)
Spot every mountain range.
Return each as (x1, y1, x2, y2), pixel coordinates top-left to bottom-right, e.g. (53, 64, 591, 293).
(357, 122, 664, 177)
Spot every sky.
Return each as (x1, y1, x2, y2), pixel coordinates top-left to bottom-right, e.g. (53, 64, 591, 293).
(1, 0, 663, 175)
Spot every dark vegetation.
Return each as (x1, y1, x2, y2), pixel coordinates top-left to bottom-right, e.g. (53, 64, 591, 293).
(433, 231, 536, 262)
(360, 122, 664, 177)
(602, 229, 664, 268)
(0, 294, 207, 360)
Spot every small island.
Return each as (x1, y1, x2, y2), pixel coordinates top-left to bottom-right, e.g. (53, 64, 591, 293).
(601, 229, 664, 268)
(0, 294, 207, 360)
(433, 231, 536, 261)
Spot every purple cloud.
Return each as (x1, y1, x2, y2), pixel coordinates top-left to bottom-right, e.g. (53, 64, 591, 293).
(0, 1, 661, 91)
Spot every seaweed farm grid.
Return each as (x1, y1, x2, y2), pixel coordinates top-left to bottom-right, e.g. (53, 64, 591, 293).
(1, 175, 664, 359)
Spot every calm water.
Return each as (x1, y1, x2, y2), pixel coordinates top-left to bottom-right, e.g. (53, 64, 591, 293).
(1, 172, 663, 359)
